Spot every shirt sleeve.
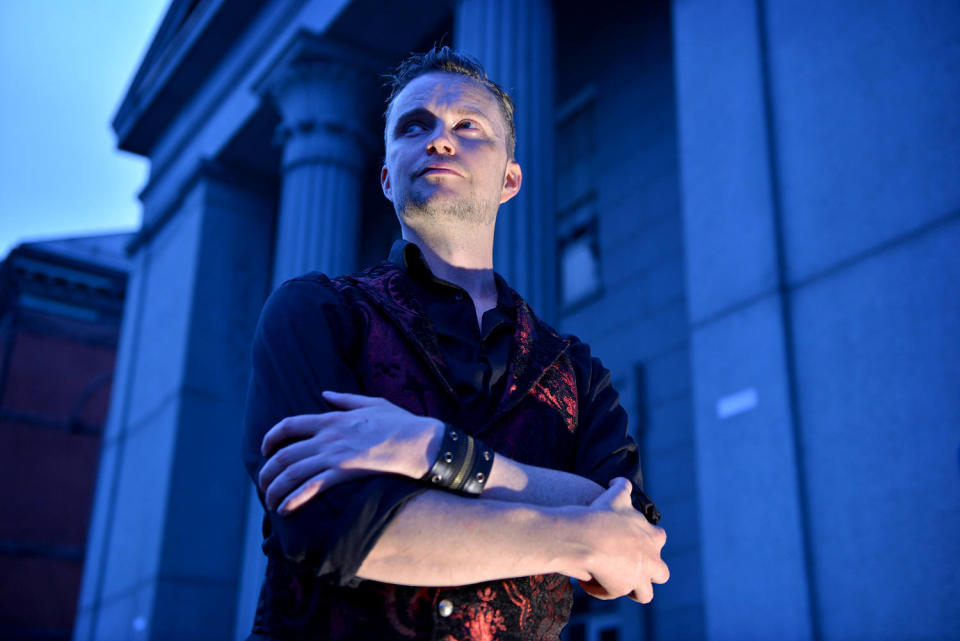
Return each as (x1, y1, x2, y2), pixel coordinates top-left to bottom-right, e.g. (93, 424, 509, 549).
(241, 274, 428, 586)
(568, 339, 662, 525)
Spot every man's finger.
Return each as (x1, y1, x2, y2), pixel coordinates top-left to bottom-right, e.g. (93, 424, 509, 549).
(277, 470, 332, 514)
(607, 476, 627, 488)
(606, 477, 634, 510)
(261, 413, 340, 457)
(578, 579, 616, 600)
(650, 558, 670, 585)
(321, 390, 386, 409)
(590, 477, 628, 510)
(277, 467, 370, 515)
(628, 584, 654, 604)
(259, 436, 336, 492)
(607, 476, 631, 494)
(265, 453, 335, 511)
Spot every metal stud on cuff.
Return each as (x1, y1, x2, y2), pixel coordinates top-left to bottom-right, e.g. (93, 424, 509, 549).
(459, 443, 494, 496)
(421, 424, 495, 496)
(423, 424, 469, 490)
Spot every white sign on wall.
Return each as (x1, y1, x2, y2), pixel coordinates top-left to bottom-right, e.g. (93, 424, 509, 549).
(716, 387, 759, 419)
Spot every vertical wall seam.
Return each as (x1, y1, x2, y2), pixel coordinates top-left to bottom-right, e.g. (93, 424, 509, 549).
(85, 246, 152, 640)
(754, 1, 822, 639)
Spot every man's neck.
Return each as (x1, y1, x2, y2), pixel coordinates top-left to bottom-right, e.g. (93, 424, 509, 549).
(400, 223, 498, 307)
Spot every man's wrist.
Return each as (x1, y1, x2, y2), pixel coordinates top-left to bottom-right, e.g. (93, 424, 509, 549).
(421, 423, 496, 495)
(543, 505, 597, 578)
(417, 418, 446, 478)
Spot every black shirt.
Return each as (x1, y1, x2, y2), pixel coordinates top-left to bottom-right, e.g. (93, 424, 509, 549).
(388, 239, 514, 418)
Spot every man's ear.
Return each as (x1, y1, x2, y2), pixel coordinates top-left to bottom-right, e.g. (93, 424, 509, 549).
(380, 165, 393, 202)
(499, 161, 522, 204)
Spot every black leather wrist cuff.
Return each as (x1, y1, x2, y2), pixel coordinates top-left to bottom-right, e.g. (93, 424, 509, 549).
(423, 423, 495, 496)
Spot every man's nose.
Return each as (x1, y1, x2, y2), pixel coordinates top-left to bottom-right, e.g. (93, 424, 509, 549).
(426, 126, 455, 155)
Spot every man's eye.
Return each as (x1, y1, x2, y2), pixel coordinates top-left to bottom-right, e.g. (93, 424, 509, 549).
(455, 120, 480, 130)
(401, 121, 426, 135)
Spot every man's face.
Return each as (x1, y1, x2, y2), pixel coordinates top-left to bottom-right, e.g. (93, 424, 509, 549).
(381, 72, 521, 226)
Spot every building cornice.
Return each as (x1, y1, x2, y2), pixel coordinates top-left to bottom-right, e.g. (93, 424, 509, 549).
(111, 0, 267, 156)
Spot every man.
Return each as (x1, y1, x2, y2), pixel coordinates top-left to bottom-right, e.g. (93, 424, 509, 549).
(242, 47, 668, 640)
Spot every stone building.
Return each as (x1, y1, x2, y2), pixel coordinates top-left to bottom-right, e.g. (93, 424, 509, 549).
(76, 1, 960, 640)
(0, 233, 130, 640)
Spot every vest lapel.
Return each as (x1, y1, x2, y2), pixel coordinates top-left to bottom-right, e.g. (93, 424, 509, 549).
(488, 289, 571, 426)
(346, 264, 457, 398)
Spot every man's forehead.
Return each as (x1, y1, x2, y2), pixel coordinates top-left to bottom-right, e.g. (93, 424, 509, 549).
(390, 72, 501, 123)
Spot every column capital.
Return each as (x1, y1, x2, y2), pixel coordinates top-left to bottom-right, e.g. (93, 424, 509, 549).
(255, 32, 386, 169)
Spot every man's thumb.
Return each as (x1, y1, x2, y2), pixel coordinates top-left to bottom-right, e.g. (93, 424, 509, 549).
(592, 477, 631, 509)
(608, 477, 633, 508)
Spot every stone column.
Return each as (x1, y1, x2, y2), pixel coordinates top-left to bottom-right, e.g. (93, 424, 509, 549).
(261, 36, 378, 283)
(455, 0, 557, 321)
(234, 35, 378, 638)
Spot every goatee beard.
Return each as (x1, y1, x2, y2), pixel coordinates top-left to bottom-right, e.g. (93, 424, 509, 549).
(401, 193, 496, 226)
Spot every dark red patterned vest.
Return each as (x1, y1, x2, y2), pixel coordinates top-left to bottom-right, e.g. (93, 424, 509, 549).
(256, 262, 581, 641)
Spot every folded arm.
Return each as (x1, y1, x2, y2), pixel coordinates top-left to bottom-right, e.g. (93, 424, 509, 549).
(259, 337, 662, 520)
(257, 390, 608, 514)
(354, 478, 668, 603)
(243, 276, 664, 596)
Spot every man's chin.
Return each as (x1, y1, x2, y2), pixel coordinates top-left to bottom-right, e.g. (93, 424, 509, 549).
(409, 184, 463, 204)
(401, 195, 492, 225)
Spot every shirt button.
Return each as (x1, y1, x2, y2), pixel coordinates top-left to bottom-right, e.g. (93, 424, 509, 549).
(438, 599, 454, 618)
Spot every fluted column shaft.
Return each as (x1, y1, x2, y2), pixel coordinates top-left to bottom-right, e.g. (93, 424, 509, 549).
(455, 0, 557, 320)
(269, 59, 371, 284)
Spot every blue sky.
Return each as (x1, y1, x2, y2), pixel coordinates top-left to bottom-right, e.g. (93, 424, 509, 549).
(0, 1, 169, 258)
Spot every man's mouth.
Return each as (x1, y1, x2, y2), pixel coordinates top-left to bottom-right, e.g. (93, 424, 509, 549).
(417, 165, 463, 177)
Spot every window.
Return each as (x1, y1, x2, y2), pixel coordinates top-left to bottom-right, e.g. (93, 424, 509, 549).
(556, 87, 601, 309)
(559, 213, 601, 307)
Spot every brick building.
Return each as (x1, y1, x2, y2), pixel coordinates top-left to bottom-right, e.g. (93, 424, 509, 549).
(0, 233, 130, 640)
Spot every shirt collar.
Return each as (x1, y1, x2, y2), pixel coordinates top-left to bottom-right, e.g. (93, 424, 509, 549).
(387, 239, 515, 310)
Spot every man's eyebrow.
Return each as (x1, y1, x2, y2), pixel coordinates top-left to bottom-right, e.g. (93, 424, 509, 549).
(450, 106, 493, 121)
(391, 107, 433, 136)
(394, 107, 432, 122)
(393, 105, 495, 127)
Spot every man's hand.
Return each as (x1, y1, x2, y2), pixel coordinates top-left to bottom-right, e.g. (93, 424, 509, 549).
(258, 394, 669, 602)
(258, 391, 443, 514)
(574, 477, 669, 603)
